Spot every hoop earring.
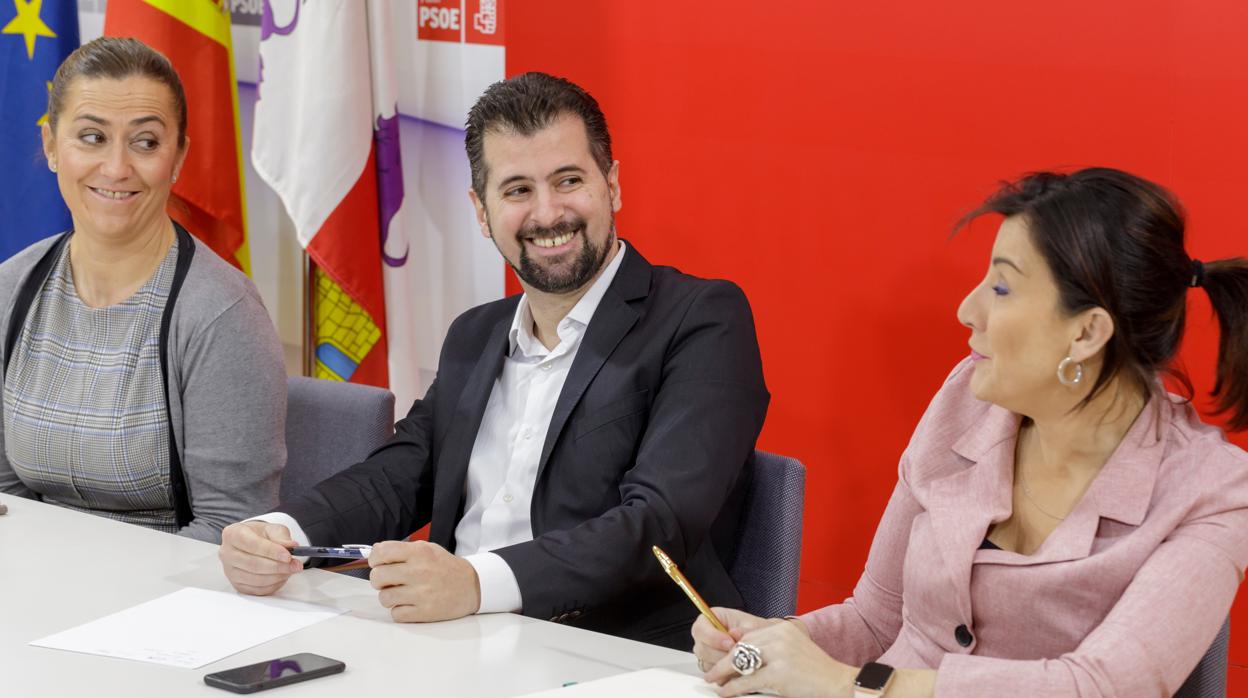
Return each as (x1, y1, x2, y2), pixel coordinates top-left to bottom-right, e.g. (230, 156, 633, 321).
(1057, 356, 1083, 387)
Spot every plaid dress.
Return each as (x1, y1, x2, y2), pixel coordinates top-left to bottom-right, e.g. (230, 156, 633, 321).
(3, 240, 179, 532)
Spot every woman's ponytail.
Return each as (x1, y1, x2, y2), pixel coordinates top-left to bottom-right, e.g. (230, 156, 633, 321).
(1202, 257, 1248, 430)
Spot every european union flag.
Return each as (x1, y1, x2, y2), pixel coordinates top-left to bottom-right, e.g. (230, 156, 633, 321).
(1, 0, 78, 262)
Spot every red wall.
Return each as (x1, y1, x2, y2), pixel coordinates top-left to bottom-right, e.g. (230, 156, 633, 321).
(506, 0, 1248, 683)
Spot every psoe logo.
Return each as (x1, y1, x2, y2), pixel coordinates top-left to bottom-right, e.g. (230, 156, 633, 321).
(417, 0, 503, 46)
(473, 0, 497, 35)
(417, 0, 461, 42)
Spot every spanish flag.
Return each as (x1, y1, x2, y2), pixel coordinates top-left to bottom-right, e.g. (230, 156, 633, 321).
(104, 0, 250, 273)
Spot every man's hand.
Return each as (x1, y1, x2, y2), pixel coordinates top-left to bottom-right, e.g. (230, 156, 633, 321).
(218, 521, 302, 595)
(369, 540, 481, 622)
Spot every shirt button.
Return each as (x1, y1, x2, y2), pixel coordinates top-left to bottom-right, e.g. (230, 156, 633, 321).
(523, 429, 533, 440)
(503, 494, 514, 503)
(954, 624, 974, 647)
(541, 363, 552, 371)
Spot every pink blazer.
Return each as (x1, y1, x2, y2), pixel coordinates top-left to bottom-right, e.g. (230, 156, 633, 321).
(800, 358, 1248, 697)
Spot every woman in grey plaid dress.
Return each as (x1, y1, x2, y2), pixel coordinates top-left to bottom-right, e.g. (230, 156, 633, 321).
(0, 37, 286, 543)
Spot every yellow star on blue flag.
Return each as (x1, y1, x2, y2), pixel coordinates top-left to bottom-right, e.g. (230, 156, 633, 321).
(2, 0, 57, 60)
(1, 0, 76, 262)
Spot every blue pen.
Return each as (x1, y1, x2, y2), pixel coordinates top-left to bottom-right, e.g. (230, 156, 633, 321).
(288, 544, 373, 559)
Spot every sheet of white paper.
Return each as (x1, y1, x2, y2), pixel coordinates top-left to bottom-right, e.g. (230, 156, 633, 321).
(515, 668, 718, 697)
(30, 587, 345, 669)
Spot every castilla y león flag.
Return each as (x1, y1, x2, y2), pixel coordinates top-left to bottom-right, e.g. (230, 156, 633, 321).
(250, 0, 396, 387)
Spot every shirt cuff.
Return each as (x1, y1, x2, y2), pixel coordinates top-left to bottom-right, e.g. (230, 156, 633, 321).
(246, 512, 311, 562)
(464, 552, 523, 614)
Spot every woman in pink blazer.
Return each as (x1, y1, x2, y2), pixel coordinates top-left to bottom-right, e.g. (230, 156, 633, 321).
(694, 168, 1248, 697)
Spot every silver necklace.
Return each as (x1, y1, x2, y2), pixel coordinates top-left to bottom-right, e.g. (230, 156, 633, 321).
(1016, 428, 1067, 521)
(1017, 466, 1067, 521)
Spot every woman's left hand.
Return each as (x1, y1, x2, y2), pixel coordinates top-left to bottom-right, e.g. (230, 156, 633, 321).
(704, 618, 855, 697)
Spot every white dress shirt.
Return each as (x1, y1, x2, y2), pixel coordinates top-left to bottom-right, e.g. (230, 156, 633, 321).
(258, 241, 627, 615)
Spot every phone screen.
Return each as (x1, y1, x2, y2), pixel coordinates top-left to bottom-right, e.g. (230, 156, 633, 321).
(204, 653, 345, 694)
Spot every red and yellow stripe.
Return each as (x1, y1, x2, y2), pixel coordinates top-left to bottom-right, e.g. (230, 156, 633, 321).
(104, 0, 250, 273)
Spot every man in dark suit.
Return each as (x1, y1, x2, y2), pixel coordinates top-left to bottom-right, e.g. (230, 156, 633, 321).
(218, 72, 768, 650)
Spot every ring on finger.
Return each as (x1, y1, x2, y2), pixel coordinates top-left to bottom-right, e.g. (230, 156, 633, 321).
(730, 642, 763, 676)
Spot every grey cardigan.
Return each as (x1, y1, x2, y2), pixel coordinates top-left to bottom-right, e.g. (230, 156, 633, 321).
(0, 228, 287, 542)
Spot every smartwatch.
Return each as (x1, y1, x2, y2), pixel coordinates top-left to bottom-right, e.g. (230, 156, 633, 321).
(853, 662, 895, 697)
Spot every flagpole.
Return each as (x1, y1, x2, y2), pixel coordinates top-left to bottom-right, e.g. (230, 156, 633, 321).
(302, 250, 315, 378)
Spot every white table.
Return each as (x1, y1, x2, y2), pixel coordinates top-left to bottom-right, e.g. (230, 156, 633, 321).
(0, 496, 697, 696)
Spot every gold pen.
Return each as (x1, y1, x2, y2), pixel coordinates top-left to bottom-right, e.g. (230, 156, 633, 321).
(652, 545, 730, 634)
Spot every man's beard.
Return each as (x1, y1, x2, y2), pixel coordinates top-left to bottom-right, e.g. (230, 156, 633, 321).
(500, 216, 615, 294)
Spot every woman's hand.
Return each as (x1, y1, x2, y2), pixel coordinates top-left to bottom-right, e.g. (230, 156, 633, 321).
(691, 607, 777, 672)
(704, 617, 855, 697)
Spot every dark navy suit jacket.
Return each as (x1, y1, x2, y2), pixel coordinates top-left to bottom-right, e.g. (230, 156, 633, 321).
(282, 242, 769, 649)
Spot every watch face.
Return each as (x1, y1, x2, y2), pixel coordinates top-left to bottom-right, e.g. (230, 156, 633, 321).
(855, 662, 895, 690)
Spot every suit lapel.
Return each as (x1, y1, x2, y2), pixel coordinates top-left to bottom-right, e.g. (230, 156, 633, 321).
(980, 393, 1166, 567)
(926, 405, 1018, 624)
(923, 390, 1169, 625)
(535, 245, 651, 483)
(429, 312, 511, 546)
(1082, 395, 1164, 527)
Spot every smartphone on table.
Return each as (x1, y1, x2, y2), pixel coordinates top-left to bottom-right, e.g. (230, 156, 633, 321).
(203, 652, 345, 693)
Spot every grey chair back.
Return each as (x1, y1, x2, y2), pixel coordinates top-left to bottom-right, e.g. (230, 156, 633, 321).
(728, 450, 806, 618)
(1174, 618, 1229, 698)
(281, 376, 396, 504)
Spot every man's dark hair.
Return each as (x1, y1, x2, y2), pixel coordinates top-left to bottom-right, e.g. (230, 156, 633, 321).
(465, 72, 613, 199)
